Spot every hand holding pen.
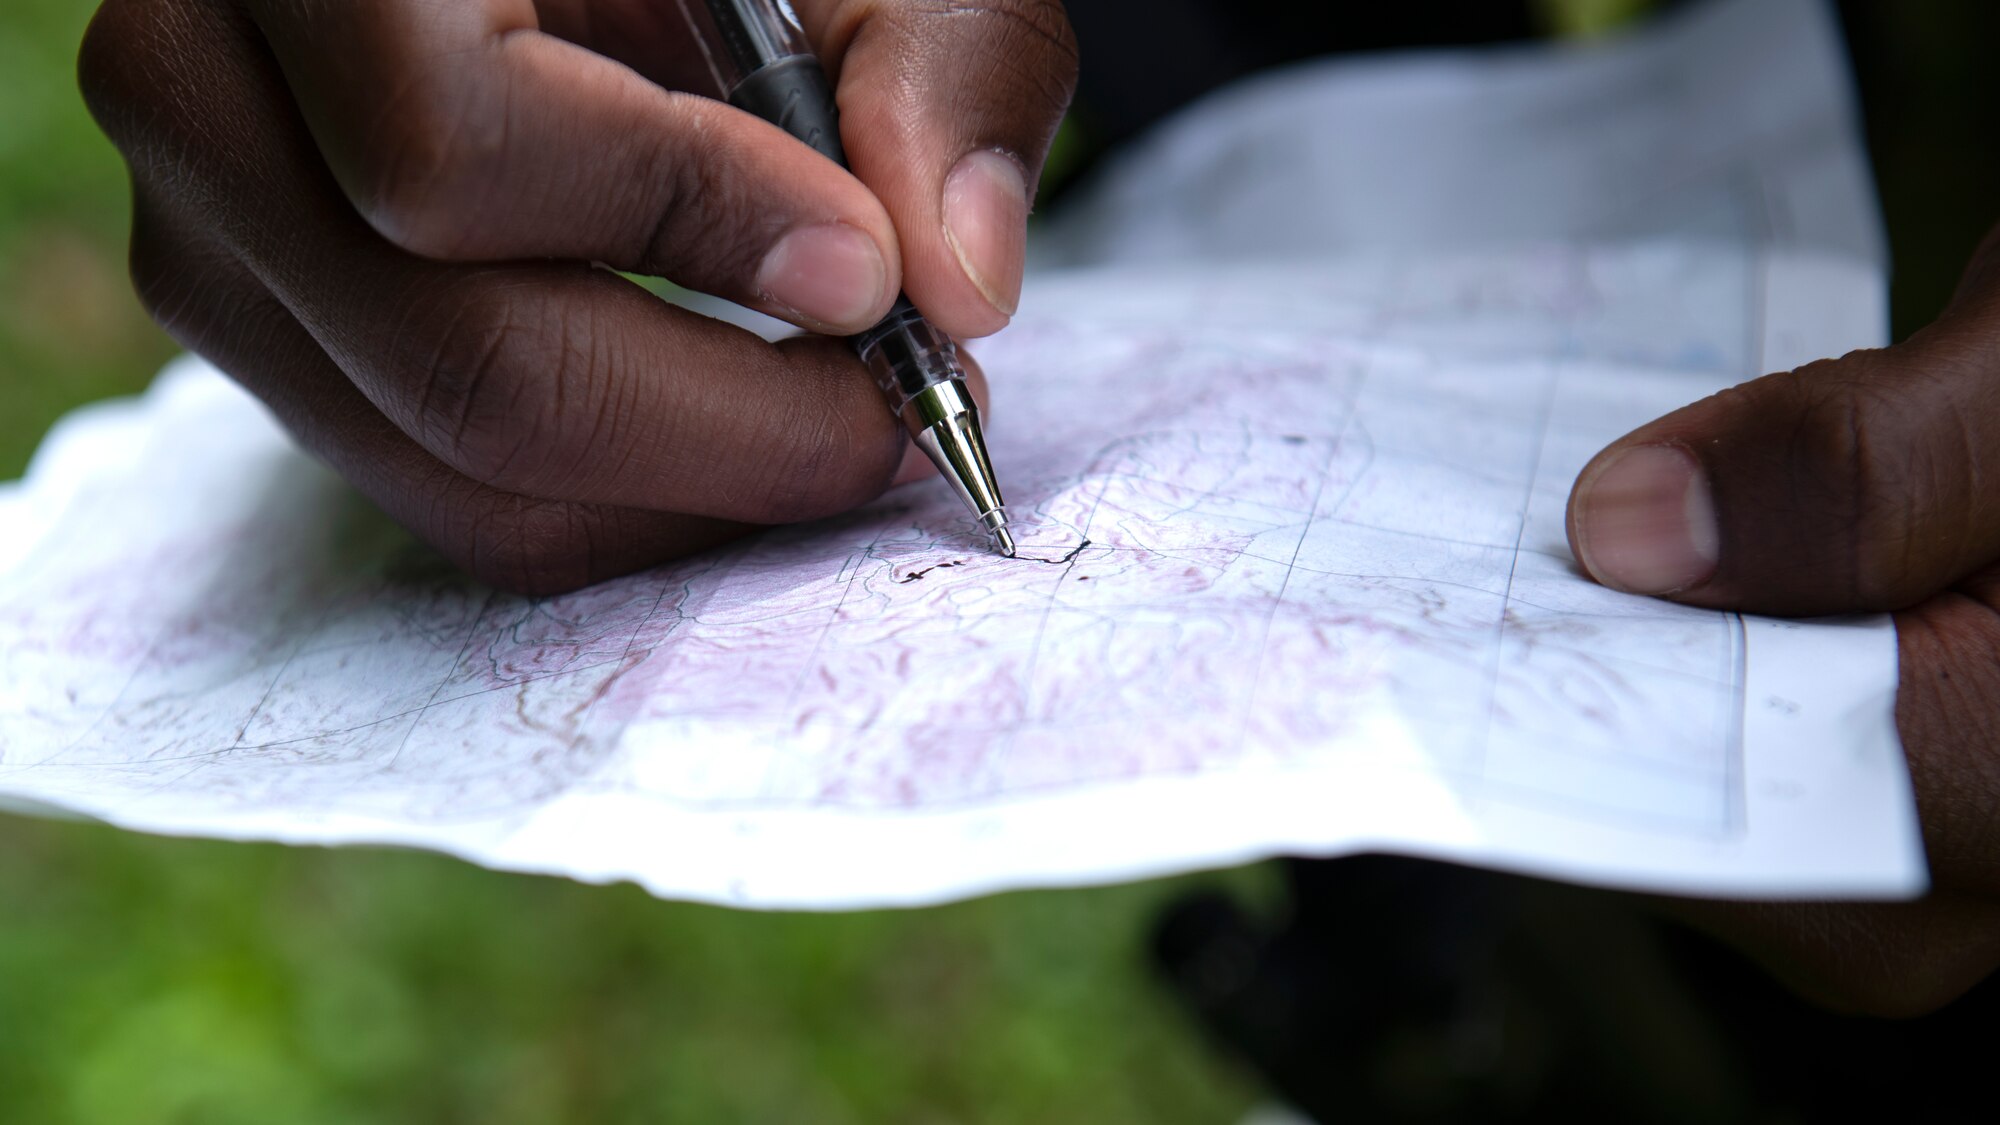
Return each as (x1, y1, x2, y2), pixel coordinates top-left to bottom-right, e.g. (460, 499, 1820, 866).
(682, 0, 1018, 556)
(81, 0, 1077, 590)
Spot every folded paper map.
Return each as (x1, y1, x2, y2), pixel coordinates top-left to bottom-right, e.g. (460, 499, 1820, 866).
(0, 0, 1923, 907)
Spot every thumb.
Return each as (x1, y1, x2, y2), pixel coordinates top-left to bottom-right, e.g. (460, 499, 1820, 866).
(1567, 234, 2000, 615)
(795, 0, 1079, 340)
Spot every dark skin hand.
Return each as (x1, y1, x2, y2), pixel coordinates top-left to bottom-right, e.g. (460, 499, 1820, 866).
(78, 0, 1076, 594)
(1568, 228, 2000, 1016)
(82, 0, 1991, 1021)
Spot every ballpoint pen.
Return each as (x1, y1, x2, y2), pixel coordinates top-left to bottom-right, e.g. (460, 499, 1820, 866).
(676, 0, 1016, 557)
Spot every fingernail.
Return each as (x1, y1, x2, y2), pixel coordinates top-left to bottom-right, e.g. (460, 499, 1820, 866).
(943, 150, 1029, 318)
(1572, 444, 1720, 595)
(757, 222, 889, 330)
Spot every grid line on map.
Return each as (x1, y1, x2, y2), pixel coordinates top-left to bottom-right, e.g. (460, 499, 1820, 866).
(1469, 333, 1570, 784)
(379, 588, 500, 773)
(1003, 435, 1127, 773)
(1230, 298, 1387, 755)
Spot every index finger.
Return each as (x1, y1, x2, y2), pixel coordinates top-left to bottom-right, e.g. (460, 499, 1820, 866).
(245, 0, 904, 334)
(104, 0, 914, 525)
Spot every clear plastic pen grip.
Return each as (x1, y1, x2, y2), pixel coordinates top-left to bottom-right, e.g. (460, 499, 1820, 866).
(679, 0, 812, 94)
(852, 298, 964, 417)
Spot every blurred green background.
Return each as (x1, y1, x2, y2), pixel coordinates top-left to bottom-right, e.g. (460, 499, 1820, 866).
(5, 0, 1997, 1121)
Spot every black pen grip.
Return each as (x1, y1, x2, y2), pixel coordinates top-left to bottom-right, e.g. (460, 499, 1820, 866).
(728, 56, 849, 168)
(729, 53, 942, 405)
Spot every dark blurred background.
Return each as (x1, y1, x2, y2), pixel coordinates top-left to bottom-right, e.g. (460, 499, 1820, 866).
(3, 0, 1996, 1121)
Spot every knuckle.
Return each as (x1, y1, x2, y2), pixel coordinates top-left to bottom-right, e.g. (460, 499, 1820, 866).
(944, 0, 1081, 129)
(977, 0, 1082, 90)
(842, 1, 1079, 150)
(1821, 400, 1912, 603)
(747, 393, 888, 524)
(1836, 405, 1931, 604)
(1768, 360, 1930, 606)
(920, 0, 1080, 136)
(459, 499, 597, 596)
(127, 201, 275, 354)
(644, 111, 780, 278)
(78, 0, 184, 146)
(416, 288, 547, 489)
(77, 0, 138, 126)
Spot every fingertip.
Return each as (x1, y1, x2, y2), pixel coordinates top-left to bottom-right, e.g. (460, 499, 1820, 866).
(768, 331, 910, 497)
(894, 153, 1029, 342)
(942, 149, 1029, 322)
(1568, 443, 1720, 596)
(755, 220, 897, 333)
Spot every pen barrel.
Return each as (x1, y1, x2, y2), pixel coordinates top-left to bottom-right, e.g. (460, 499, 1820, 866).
(692, 0, 813, 88)
(694, 0, 1007, 551)
(716, 25, 974, 430)
(726, 54, 969, 418)
(853, 300, 963, 414)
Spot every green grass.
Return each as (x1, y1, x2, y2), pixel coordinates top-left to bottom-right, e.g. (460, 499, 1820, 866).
(0, 818, 1268, 1123)
(0, 0, 175, 479)
(0, 3, 1265, 1122)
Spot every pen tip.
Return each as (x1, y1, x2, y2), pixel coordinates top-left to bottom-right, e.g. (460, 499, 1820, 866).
(994, 526, 1017, 558)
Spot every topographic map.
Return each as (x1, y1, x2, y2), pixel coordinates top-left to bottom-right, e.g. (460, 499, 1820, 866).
(0, 249, 1921, 907)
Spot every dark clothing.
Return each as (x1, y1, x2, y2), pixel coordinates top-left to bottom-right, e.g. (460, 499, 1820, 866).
(1065, 1, 1540, 153)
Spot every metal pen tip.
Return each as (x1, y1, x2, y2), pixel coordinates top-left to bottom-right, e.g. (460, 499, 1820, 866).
(903, 382, 1014, 561)
(975, 507, 1015, 558)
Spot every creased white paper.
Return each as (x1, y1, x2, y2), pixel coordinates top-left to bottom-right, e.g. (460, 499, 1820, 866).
(0, 0, 1922, 907)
